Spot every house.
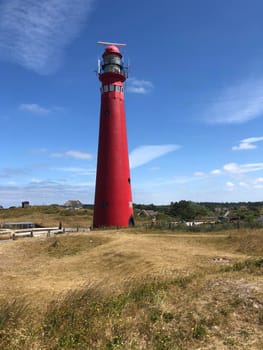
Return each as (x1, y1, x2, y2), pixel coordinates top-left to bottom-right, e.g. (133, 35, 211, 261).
(64, 200, 83, 209)
(22, 201, 30, 208)
(137, 209, 159, 217)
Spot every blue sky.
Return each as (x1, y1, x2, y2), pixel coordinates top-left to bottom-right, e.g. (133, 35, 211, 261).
(0, 0, 263, 207)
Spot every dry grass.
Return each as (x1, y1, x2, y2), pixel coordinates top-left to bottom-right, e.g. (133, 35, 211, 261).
(0, 227, 262, 349)
(0, 206, 93, 228)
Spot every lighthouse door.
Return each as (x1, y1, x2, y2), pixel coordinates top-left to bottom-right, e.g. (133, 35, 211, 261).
(128, 215, 135, 226)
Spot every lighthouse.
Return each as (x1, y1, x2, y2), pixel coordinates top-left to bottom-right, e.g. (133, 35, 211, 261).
(93, 43, 134, 228)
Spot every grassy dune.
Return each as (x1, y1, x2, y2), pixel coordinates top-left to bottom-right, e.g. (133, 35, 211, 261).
(0, 227, 262, 349)
(0, 206, 94, 228)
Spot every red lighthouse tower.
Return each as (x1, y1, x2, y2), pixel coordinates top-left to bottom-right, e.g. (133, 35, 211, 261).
(93, 42, 134, 228)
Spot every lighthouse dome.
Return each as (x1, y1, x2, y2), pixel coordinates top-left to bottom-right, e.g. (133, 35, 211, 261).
(103, 45, 122, 57)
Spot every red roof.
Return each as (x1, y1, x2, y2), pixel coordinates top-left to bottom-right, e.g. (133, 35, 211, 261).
(103, 45, 122, 57)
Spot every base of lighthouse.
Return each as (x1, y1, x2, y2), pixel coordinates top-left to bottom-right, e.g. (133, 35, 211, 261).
(93, 44, 134, 228)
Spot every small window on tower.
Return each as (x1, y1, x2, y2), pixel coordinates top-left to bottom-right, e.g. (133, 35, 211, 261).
(116, 85, 121, 92)
(102, 200, 108, 208)
(103, 85, 108, 92)
(109, 85, 114, 92)
(104, 109, 110, 117)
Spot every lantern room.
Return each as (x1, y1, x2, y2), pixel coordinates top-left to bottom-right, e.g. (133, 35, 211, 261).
(101, 45, 124, 75)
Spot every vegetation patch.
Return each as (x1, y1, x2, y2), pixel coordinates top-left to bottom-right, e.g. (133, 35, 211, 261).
(1, 271, 262, 349)
(46, 234, 111, 258)
(0, 299, 29, 347)
(226, 229, 263, 255)
(0, 205, 93, 228)
(11, 233, 112, 260)
(223, 257, 263, 273)
(0, 225, 262, 349)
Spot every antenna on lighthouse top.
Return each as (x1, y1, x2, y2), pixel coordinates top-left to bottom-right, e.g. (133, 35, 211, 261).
(97, 41, 127, 47)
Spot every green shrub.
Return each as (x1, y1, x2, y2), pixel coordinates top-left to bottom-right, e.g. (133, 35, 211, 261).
(223, 258, 263, 273)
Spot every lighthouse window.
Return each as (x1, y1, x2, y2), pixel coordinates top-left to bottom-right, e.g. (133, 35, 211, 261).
(103, 85, 108, 92)
(121, 87, 124, 93)
(115, 85, 121, 92)
(104, 64, 120, 73)
(102, 200, 108, 208)
(109, 85, 114, 92)
(104, 54, 121, 66)
(104, 109, 110, 117)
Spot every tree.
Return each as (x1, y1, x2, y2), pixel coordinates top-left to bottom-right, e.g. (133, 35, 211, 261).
(169, 201, 192, 220)
(169, 200, 208, 220)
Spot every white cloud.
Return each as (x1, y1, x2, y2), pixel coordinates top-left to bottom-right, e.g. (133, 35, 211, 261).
(205, 78, 263, 124)
(223, 162, 263, 174)
(30, 148, 93, 160)
(127, 78, 153, 94)
(232, 142, 256, 151)
(254, 177, 263, 188)
(242, 136, 263, 143)
(129, 144, 180, 169)
(232, 136, 263, 151)
(237, 177, 263, 189)
(0, 167, 29, 178)
(65, 150, 92, 160)
(51, 150, 92, 160)
(193, 171, 206, 177)
(211, 169, 221, 175)
(226, 181, 235, 190)
(239, 181, 249, 187)
(0, 0, 94, 74)
(0, 180, 94, 207)
(223, 163, 239, 172)
(19, 103, 51, 115)
(55, 167, 95, 176)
